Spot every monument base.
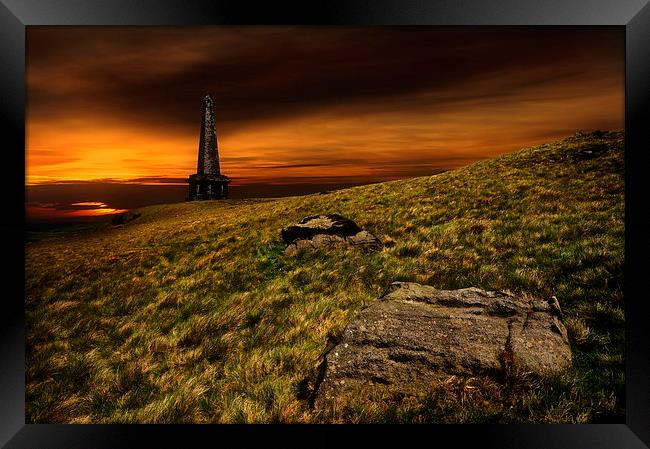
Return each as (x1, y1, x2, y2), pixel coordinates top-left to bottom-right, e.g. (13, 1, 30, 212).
(187, 174, 231, 200)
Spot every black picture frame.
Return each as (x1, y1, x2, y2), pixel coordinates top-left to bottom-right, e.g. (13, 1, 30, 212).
(2, 0, 649, 447)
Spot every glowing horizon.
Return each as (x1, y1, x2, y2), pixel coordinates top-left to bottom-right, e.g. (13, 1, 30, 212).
(26, 201, 128, 220)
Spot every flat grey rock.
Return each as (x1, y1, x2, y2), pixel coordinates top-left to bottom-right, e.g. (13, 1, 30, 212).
(314, 282, 572, 405)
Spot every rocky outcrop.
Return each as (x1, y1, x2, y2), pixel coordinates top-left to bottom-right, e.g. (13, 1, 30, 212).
(282, 215, 381, 256)
(573, 142, 613, 160)
(314, 282, 572, 405)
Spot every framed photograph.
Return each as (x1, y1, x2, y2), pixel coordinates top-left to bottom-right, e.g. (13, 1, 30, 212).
(2, 0, 649, 447)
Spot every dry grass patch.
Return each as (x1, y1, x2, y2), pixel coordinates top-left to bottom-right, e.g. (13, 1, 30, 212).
(26, 131, 624, 423)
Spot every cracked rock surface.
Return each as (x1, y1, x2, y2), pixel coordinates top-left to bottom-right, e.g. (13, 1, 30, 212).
(314, 282, 572, 404)
(282, 215, 381, 256)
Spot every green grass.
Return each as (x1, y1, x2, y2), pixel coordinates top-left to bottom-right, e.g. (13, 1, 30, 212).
(25, 130, 624, 423)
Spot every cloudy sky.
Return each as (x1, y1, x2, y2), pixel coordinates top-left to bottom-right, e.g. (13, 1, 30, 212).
(26, 26, 623, 220)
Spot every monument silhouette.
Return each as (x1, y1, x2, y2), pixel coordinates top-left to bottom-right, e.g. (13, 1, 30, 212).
(187, 94, 231, 200)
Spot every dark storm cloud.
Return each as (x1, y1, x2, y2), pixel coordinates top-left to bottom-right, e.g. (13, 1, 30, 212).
(27, 26, 623, 136)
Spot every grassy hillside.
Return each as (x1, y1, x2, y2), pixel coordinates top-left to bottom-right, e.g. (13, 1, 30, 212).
(25, 131, 624, 423)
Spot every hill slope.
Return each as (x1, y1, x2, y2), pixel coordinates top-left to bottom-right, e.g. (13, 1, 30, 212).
(26, 131, 624, 423)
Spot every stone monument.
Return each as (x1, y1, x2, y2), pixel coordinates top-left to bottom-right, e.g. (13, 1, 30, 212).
(187, 94, 231, 200)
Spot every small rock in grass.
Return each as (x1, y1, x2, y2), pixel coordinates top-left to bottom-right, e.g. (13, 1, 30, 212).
(111, 211, 141, 225)
(282, 215, 381, 256)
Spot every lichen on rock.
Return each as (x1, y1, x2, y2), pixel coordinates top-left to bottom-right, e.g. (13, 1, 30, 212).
(313, 282, 572, 406)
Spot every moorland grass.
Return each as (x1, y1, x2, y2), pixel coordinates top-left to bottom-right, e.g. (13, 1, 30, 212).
(25, 131, 624, 423)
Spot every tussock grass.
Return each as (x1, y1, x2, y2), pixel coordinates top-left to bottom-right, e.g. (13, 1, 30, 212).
(26, 131, 624, 423)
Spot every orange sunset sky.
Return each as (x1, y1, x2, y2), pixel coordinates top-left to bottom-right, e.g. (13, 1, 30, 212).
(26, 26, 623, 219)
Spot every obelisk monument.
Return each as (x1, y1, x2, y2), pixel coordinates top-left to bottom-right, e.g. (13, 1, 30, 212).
(187, 94, 231, 200)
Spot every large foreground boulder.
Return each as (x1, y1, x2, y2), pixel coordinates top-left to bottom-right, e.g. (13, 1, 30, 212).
(282, 215, 381, 256)
(314, 282, 572, 404)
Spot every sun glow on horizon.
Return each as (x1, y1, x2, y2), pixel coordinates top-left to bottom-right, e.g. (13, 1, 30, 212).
(26, 201, 129, 221)
(26, 88, 623, 187)
(70, 201, 106, 206)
